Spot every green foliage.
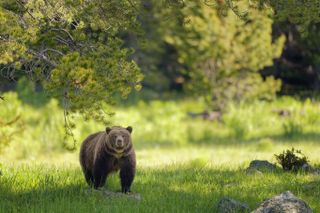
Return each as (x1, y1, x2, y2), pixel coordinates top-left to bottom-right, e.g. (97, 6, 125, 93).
(16, 77, 49, 106)
(158, 1, 284, 110)
(269, 0, 320, 30)
(0, 4, 34, 64)
(0, 0, 143, 124)
(275, 148, 309, 171)
(217, 1, 320, 32)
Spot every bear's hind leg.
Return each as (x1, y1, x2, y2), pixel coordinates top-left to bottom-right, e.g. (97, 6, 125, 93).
(84, 170, 94, 186)
(93, 174, 102, 189)
(99, 174, 108, 188)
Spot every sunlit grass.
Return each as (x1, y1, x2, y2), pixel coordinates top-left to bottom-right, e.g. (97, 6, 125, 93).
(1, 92, 320, 212)
(1, 143, 320, 212)
(3, 92, 320, 159)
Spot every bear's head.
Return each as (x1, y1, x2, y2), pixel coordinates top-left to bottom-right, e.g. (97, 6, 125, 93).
(105, 126, 133, 154)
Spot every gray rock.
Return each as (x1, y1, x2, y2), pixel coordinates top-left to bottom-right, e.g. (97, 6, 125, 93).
(217, 197, 250, 213)
(301, 163, 313, 172)
(300, 163, 320, 174)
(247, 160, 277, 172)
(252, 191, 313, 213)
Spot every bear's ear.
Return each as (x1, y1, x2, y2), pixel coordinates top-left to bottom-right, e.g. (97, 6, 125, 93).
(126, 126, 133, 134)
(106, 127, 112, 134)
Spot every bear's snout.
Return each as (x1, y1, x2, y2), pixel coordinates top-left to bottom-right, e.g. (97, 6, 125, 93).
(115, 136, 124, 148)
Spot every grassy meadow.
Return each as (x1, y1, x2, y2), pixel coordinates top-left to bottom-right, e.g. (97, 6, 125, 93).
(1, 91, 320, 212)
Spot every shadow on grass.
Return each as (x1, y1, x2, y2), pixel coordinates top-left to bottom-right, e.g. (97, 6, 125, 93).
(0, 164, 319, 212)
(255, 132, 320, 143)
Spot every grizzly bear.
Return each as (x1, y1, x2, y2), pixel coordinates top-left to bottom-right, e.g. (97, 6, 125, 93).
(79, 126, 136, 193)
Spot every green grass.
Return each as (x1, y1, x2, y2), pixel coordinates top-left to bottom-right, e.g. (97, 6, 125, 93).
(1, 91, 320, 212)
(1, 144, 320, 213)
(3, 91, 320, 156)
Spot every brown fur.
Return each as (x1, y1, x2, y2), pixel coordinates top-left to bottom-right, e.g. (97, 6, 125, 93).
(79, 126, 136, 193)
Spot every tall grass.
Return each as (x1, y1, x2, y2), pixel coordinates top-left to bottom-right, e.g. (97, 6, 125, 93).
(1, 87, 320, 212)
(1, 90, 320, 159)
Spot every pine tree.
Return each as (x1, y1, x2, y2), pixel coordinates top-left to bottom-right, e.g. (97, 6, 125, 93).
(0, 0, 143, 127)
(159, 0, 285, 110)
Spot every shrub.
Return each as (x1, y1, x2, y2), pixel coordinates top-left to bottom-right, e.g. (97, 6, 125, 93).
(275, 148, 309, 171)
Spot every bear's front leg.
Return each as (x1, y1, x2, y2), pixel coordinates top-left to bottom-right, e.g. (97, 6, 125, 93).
(93, 169, 103, 189)
(119, 155, 136, 193)
(93, 161, 108, 189)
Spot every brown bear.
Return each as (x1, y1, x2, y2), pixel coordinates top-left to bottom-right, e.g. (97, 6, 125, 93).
(79, 126, 136, 193)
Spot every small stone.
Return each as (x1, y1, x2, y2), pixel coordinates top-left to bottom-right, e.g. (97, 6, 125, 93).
(217, 197, 250, 213)
(252, 191, 313, 213)
(247, 160, 277, 172)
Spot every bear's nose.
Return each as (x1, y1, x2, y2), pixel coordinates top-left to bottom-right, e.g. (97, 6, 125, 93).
(116, 139, 124, 146)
